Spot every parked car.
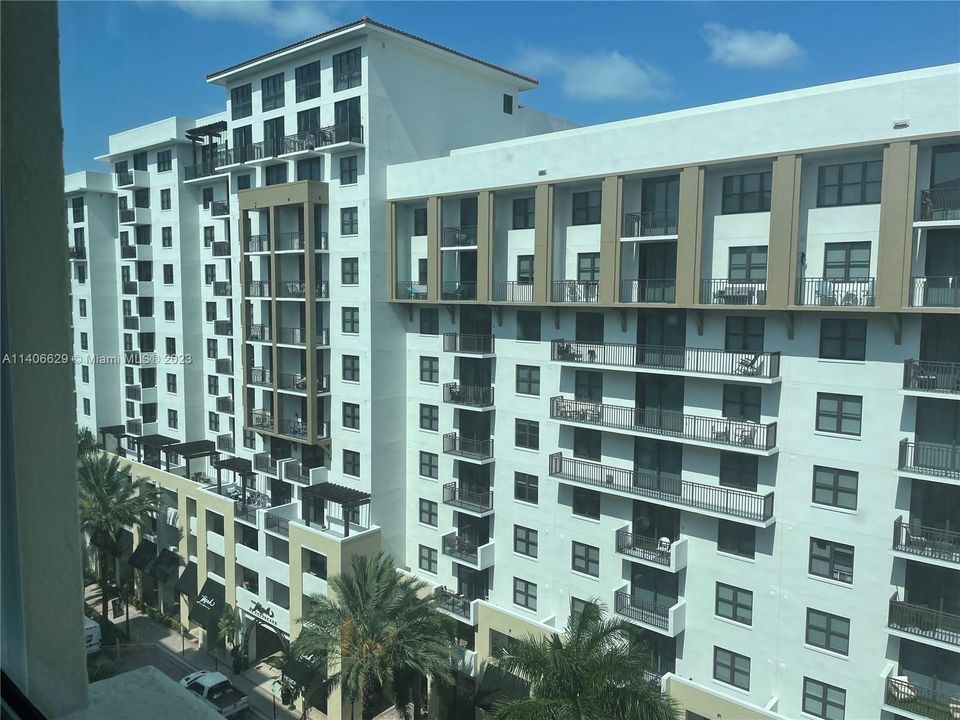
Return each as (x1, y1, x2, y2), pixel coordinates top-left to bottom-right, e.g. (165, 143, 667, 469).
(180, 671, 248, 717)
(83, 616, 101, 655)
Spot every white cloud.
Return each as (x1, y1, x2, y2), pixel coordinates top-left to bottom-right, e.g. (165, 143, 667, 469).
(169, 1, 344, 38)
(514, 47, 670, 102)
(702, 23, 804, 68)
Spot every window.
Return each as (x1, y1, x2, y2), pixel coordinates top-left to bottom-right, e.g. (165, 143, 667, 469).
(156, 149, 171, 172)
(713, 647, 750, 691)
(570, 597, 597, 620)
(71, 197, 84, 222)
(514, 472, 538, 504)
(571, 190, 601, 225)
(160, 189, 171, 210)
(815, 393, 862, 436)
(722, 172, 772, 214)
(812, 466, 858, 510)
(76, 264, 86, 284)
(159, 264, 173, 285)
(576, 311, 603, 342)
(201, 187, 212, 209)
(817, 160, 882, 207)
(342, 450, 360, 477)
(261, 72, 285, 111)
(719, 452, 758, 491)
(231, 83, 252, 119)
(133, 152, 147, 171)
(725, 316, 764, 353)
(722, 384, 761, 423)
(413, 207, 428, 236)
(340, 155, 358, 184)
(342, 355, 360, 382)
(513, 578, 537, 611)
(161, 227, 173, 248)
(803, 678, 846, 720)
(208, 412, 220, 432)
(718, 521, 755, 558)
(207, 376, 219, 395)
(236, 174, 251, 191)
(419, 499, 438, 526)
(573, 428, 602, 461)
(165, 338, 176, 355)
(823, 242, 871, 280)
(166, 373, 177, 392)
(806, 609, 850, 655)
(572, 487, 600, 519)
(341, 257, 359, 285)
(419, 356, 439, 383)
(342, 402, 360, 430)
(514, 526, 538, 557)
(419, 404, 438, 431)
(297, 158, 323, 181)
(168, 409, 178, 429)
(204, 265, 216, 285)
(728, 245, 767, 281)
(418, 545, 438, 574)
(517, 311, 540, 341)
(819, 319, 866, 361)
(419, 308, 439, 335)
(517, 255, 534, 283)
(295, 60, 321, 101)
(265, 164, 287, 186)
(571, 541, 599, 576)
(83, 398, 90, 416)
(342, 307, 359, 334)
(515, 419, 539, 450)
(341, 207, 358, 235)
(574, 370, 602, 402)
(333, 47, 361, 91)
(577, 252, 601, 283)
(503, 93, 514, 114)
(418, 259, 428, 285)
(512, 198, 534, 229)
(79, 332, 88, 350)
(419, 452, 438, 479)
(809, 538, 854, 583)
(205, 302, 216, 321)
(165, 302, 176, 321)
(715, 583, 753, 625)
(78, 299, 87, 317)
(516, 365, 540, 396)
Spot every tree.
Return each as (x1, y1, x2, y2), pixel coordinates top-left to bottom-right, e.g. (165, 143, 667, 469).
(78, 453, 163, 619)
(77, 427, 102, 462)
(490, 601, 679, 720)
(292, 552, 454, 720)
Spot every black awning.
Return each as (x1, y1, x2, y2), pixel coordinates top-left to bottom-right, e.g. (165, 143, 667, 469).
(175, 561, 198, 597)
(147, 548, 180, 582)
(128, 539, 157, 570)
(189, 577, 225, 628)
(284, 654, 324, 686)
(112, 528, 134, 557)
(475, 665, 529, 711)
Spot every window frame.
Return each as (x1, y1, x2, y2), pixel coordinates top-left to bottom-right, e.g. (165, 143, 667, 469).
(332, 47, 362, 91)
(419, 356, 439, 384)
(811, 466, 858, 510)
(260, 72, 285, 112)
(342, 449, 360, 478)
(156, 149, 172, 172)
(819, 319, 867, 361)
(294, 60, 321, 102)
(728, 245, 768, 282)
(721, 171, 772, 214)
(817, 160, 882, 207)
(342, 354, 360, 382)
(717, 520, 756, 559)
(419, 404, 439, 432)
(571, 541, 600, 577)
(515, 365, 540, 396)
(341, 257, 359, 285)
(341, 307, 359, 334)
(517, 311, 541, 341)
(809, 537, 854, 584)
(340, 155, 358, 185)
(572, 487, 600, 520)
(418, 544, 438, 574)
(713, 646, 750, 691)
(418, 499, 438, 527)
(815, 393, 862, 436)
(419, 452, 438, 479)
(715, 582, 753, 626)
(342, 402, 360, 430)
(823, 241, 871, 281)
(512, 577, 537, 611)
(513, 525, 538, 558)
(802, 677, 846, 720)
(514, 472, 538, 504)
(515, 418, 539, 450)
(230, 83, 252, 120)
(340, 206, 359, 236)
(512, 197, 535, 229)
(805, 608, 850, 655)
(571, 190, 601, 226)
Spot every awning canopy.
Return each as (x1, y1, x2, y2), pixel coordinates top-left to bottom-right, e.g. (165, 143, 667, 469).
(474, 666, 529, 711)
(189, 577, 225, 628)
(111, 528, 134, 557)
(131, 433, 179, 448)
(301, 483, 371, 507)
(186, 120, 227, 140)
(163, 440, 217, 460)
(213, 455, 254, 476)
(128, 538, 157, 570)
(175, 561, 198, 597)
(147, 548, 180, 582)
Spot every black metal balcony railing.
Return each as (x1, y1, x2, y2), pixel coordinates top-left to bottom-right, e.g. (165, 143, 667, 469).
(317, 374, 330, 393)
(316, 232, 329, 251)
(904, 360, 960, 395)
(443, 481, 493, 512)
(289, 123, 363, 149)
(551, 340, 781, 379)
(622, 210, 679, 237)
(265, 512, 289, 537)
(246, 234, 270, 253)
(249, 367, 272, 386)
(700, 279, 767, 305)
(278, 418, 307, 439)
(443, 433, 494, 461)
(434, 588, 480, 620)
(616, 530, 674, 567)
(441, 281, 477, 301)
(125, 385, 141, 401)
(122, 281, 138, 295)
(442, 533, 480, 564)
(275, 231, 304, 251)
(395, 281, 428, 300)
(893, 518, 960, 563)
(184, 162, 220, 181)
(884, 676, 957, 720)
(247, 280, 270, 297)
(216, 433, 234, 453)
(443, 333, 494, 354)
(910, 277, 960, 308)
(549, 453, 775, 522)
(316, 328, 330, 346)
(211, 200, 229, 216)
(899, 439, 960, 479)
(920, 186, 960, 221)
(795, 277, 876, 307)
(212, 241, 230, 257)
(213, 320, 232, 336)
(316, 281, 329, 299)
(492, 281, 534, 303)
(123, 316, 139, 330)
(216, 396, 234, 413)
(213, 282, 232, 297)
(69, 245, 87, 260)
(248, 324, 271, 342)
(215, 358, 233, 374)
(284, 460, 310, 484)
(254, 452, 277, 474)
(443, 383, 494, 408)
(276, 281, 306, 298)
(552, 280, 600, 303)
(614, 591, 670, 629)
(250, 410, 272, 430)
(120, 245, 137, 259)
(277, 327, 306, 345)
(550, 397, 777, 452)
(889, 596, 960, 646)
(441, 226, 478, 247)
(619, 279, 677, 304)
(277, 373, 310, 391)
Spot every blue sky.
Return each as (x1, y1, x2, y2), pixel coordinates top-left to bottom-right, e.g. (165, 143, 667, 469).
(60, 1, 960, 173)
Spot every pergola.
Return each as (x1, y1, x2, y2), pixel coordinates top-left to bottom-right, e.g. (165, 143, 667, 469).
(161, 440, 218, 482)
(301, 483, 371, 538)
(212, 455, 255, 500)
(128, 434, 178, 467)
(98, 425, 128, 456)
(185, 120, 227, 167)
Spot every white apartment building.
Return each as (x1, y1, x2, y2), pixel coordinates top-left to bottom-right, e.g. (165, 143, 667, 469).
(69, 17, 960, 720)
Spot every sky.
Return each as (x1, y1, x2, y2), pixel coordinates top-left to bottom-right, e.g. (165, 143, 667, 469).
(60, 1, 960, 174)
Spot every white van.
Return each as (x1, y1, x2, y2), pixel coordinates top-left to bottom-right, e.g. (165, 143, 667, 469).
(83, 616, 101, 655)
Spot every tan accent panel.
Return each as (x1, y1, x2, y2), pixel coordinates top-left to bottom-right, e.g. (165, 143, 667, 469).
(533, 184, 554, 304)
(386, 201, 397, 299)
(665, 676, 780, 719)
(426, 196, 440, 301)
(676, 166, 705, 306)
(476, 191, 493, 302)
(269, 206, 280, 434)
(304, 201, 317, 438)
(599, 175, 623, 304)
(237, 180, 328, 210)
(240, 210, 250, 430)
(767, 154, 803, 308)
(877, 141, 919, 310)
(474, 603, 550, 666)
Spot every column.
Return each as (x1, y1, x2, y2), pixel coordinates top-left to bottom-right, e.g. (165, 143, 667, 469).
(876, 141, 918, 311)
(598, 175, 623, 305)
(766, 154, 803, 309)
(533, 184, 554, 304)
(675, 166, 705, 306)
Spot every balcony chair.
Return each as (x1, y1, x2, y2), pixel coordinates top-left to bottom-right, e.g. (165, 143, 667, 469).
(735, 353, 762, 376)
(736, 423, 758, 447)
(657, 537, 672, 553)
(815, 281, 836, 306)
(712, 421, 731, 442)
(911, 363, 938, 390)
(888, 676, 917, 701)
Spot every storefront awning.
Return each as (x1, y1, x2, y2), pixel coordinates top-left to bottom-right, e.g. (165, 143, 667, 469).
(475, 665, 529, 711)
(112, 528, 134, 557)
(175, 561, 198, 597)
(147, 548, 180, 582)
(189, 577, 225, 628)
(128, 538, 157, 570)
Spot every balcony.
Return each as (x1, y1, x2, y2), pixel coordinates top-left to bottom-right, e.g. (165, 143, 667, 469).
(442, 333, 494, 355)
(622, 210, 679, 238)
(442, 482, 493, 515)
(441, 281, 477, 301)
(395, 281, 427, 300)
(69, 245, 87, 260)
(316, 328, 330, 347)
(122, 281, 138, 295)
(491, 281, 534, 303)
(277, 373, 314, 392)
(884, 676, 959, 720)
(213, 282, 232, 297)
(552, 280, 599, 303)
(118, 207, 151, 225)
(443, 433, 494, 462)
(120, 244, 137, 259)
(899, 440, 960, 481)
(888, 595, 960, 647)
(278, 418, 309, 439)
(277, 281, 307, 299)
(893, 517, 960, 566)
(248, 324, 271, 343)
(275, 232, 304, 252)
(615, 529, 688, 572)
(614, 588, 685, 637)
(122, 316, 139, 330)
(441, 226, 477, 248)
(280, 124, 364, 154)
(216, 433, 234, 453)
(920, 187, 960, 222)
(116, 169, 149, 189)
(550, 397, 777, 453)
(210, 200, 229, 217)
(434, 587, 483, 624)
(215, 358, 233, 374)
(904, 360, 960, 396)
(265, 511, 289, 537)
(551, 340, 780, 381)
(441, 531, 495, 570)
(250, 410, 273, 431)
(126, 419, 142, 435)
(212, 241, 230, 257)
(277, 327, 306, 345)
(254, 452, 278, 475)
(249, 367, 272, 387)
(619, 279, 676, 304)
(283, 460, 311, 485)
(549, 453, 775, 525)
(247, 280, 271, 297)
(795, 277, 876, 307)
(246, 234, 270, 253)
(214, 320, 232, 336)
(910, 277, 960, 308)
(216, 396, 234, 413)
(700, 279, 767, 305)
(184, 162, 221, 181)
(316, 281, 329, 299)
(443, 383, 494, 408)
(125, 385, 141, 401)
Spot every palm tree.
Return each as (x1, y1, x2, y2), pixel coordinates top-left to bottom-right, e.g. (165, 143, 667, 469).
(77, 427, 102, 462)
(292, 552, 454, 720)
(490, 601, 678, 720)
(78, 453, 163, 618)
